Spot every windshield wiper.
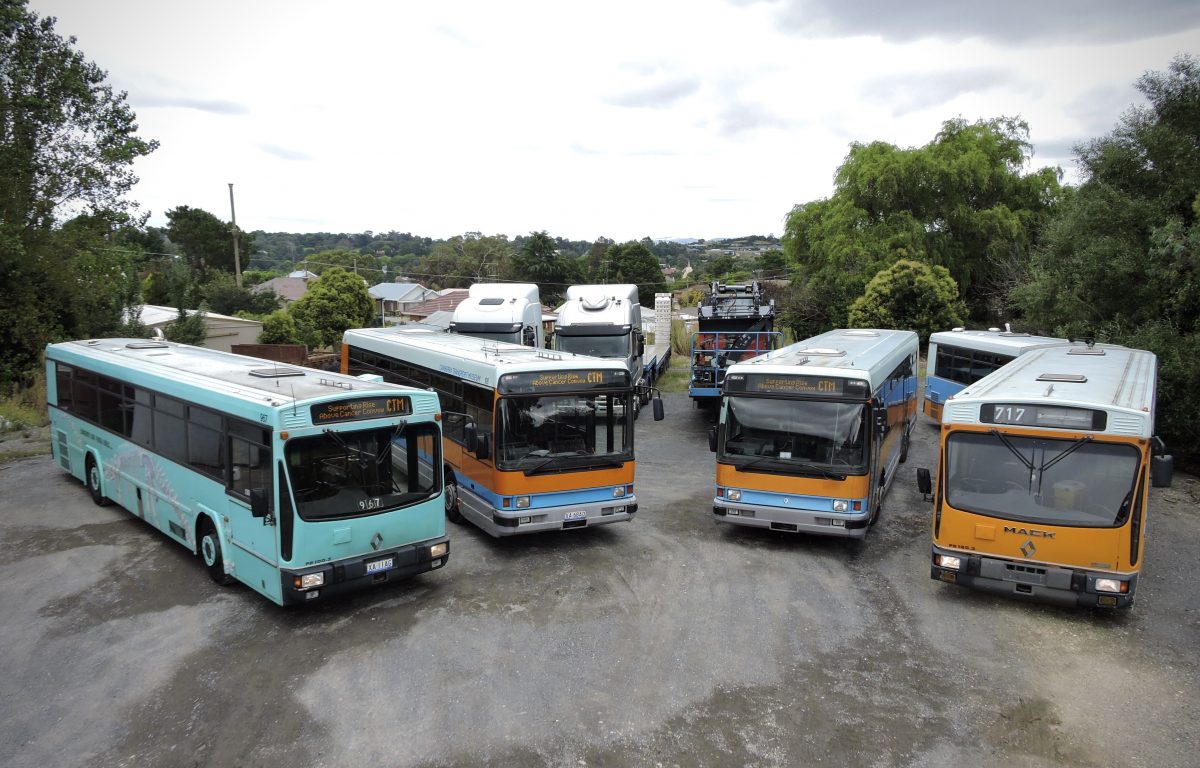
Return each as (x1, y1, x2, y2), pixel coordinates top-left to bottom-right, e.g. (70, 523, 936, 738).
(521, 453, 621, 476)
(375, 419, 407, 464)
(732, 455, 846, 480)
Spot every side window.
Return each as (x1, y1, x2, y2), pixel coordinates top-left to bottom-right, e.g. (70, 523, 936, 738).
(463, 385, 494, 443)
(97, 378, 130, 437)
(72, 370, 99, 423)
(131, 388, 153, 447)
(187, 406, 224, 480)
(154, 396, 187, 463)
(54, 363, 74, 411)
(229, 421, 271, 500)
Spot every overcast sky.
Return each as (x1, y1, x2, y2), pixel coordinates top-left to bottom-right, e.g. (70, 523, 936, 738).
(28, 0, 1200, 242)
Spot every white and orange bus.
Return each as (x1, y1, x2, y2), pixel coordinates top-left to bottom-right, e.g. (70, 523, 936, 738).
(343, 329, 662, 536)
(919, 342, 1172, 608)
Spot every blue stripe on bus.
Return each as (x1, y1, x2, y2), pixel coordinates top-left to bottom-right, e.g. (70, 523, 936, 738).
(925, 374, 964, 405)
(718, 486, 868, 513)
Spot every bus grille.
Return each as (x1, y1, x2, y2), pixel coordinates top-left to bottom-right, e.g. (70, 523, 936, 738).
(1108, 415, 1144, 436)
(280, 412, 310, 429)
(947, 403, 975, 422)
(413, 399, 438, 414)
(56, 430, 70, 471)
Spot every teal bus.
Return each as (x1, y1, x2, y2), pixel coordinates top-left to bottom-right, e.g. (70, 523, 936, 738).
(46, 339, 449, 605)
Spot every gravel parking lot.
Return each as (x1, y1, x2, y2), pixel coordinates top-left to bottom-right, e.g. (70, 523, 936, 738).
(1, 390, 1198, 767)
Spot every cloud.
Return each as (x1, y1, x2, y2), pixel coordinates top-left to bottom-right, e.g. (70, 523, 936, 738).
(135, 94, 249, 115)
(862, 67, 1013, 116)
(260, 144, 312, 161)
(715, 102, 790, 136)
(606, 77, 701, 108)
(763, 0, 1200, 45)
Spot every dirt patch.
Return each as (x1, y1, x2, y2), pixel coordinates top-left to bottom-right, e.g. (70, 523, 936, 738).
(0, 424, 51, 464)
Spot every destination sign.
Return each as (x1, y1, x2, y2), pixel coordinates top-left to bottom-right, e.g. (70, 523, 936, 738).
(724, 373, 869, 399)
(310, 396, 411, 424)
(980, 403, 1107, 431)
(499, 369, 629, 394)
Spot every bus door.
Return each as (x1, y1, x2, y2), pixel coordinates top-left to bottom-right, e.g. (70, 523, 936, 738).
(226, 432, 277, 567)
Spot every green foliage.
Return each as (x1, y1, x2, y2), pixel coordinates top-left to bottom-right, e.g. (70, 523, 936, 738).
(165, 206, 252, 278)
(782, 116, 1061, 334)
(847, 260, 965, 342)
(0, 3, 157, 385)
(508, 231, 579, 305)
(288, 267, 374, 350)
(604, 241, 666, 306)
(259, 310, 299, 345)
(414, 233, 513, 289)
(1, 369, 48, 430)
(200, 270, 279, 316)
(302, 248, 382, 279)
(1012, 54, 1200, 454)
(164, 306, 207, 345)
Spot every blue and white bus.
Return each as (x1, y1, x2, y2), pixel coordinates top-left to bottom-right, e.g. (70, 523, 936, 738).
(710, 329, 919, 537)
(343, 328, 663, 537)
(47, 339, 449, 605)
(924, 329, 1065, 423)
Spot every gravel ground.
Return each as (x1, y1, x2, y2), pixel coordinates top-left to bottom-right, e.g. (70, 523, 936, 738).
(1, 393, 1197, 768)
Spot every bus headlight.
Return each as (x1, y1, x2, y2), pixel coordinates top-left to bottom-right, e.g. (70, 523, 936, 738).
(612, 486, 625, 498)
(515, 496, 530, 509)
(832, 499, 849, 512)
(295, 572, 325, 590)
(935, 554, 962, 570)
(1095, 578, 1126, 594)
(726, 489, 741, 501)
(430, 543, 448, 559)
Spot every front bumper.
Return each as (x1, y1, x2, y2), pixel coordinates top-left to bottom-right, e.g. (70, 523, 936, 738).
(280, 536, 449, 605)
(712, 499, 870, 538)
(930, 546, 1136, 608)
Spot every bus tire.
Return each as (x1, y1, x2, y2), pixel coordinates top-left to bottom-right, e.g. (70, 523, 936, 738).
(899, 429, 910, 463)
(198, 517, 234, 586)
(444, 471, 465, 525)
(86, 455, 111, 507)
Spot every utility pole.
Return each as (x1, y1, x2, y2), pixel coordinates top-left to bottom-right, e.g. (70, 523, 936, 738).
(228, 183, 242, 288)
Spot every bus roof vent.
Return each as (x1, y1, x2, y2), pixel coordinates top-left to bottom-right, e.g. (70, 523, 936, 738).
(1067, 348, 1107, 356)
(842, 330, 879, 337)
(249, 367, 306, 378)
(581, 296, 610, 310)
(998, 332, 1030, 337)
(478, 297, 505, 306)
(126, 341, 170, 349)
(1036, 373, 1087, 383)
(802, 347, 845, 357)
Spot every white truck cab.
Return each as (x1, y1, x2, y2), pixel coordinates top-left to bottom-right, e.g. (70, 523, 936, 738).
(450, 283, 544, 348)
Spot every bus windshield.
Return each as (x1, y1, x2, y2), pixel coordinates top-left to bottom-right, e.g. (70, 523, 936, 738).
(945, 432, 1140, 528)
(286, 422, 441, 521)
(554, 333, 631, 358)
(722, 396, 867, 472)
(497, 393, 632, 473)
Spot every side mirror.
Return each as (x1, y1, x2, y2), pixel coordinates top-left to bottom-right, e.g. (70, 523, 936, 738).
(464, 423, 478, 452)
(476, 433, 491, 461)
(708, 426, 717, 453)
(638, 337, 646, 357)
(874, 410, 888, 434)
(653, 397, 665, 421)
(1150, 436, 1173, 488)
(249, 488, 269, 519)
(916, 468, 932, 499)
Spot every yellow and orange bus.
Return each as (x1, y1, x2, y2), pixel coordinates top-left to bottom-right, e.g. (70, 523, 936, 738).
(710, 329, 919, 536)
(918, 342, 1172, 608)
(343, 328, 662, 536)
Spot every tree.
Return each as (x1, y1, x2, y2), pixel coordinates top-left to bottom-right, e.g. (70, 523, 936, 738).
(605, 241, 666, 306)
(258, 309, 299, 345)
(164, 307, 207, 345)
(288, 267, 374, 350)
(781, 116, 1061, 336)
(847, 260, 965, 342)
(1013, 54, 1200, 454)
(0, 2, 157, 383)
(200, 270, 279, 316)
(508, 231, 579, 305)
(164, 205, 252, 278)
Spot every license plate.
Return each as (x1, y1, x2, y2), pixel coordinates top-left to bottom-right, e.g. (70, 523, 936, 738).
(366, 556, 394, 574)
(563, 510, 587, 521)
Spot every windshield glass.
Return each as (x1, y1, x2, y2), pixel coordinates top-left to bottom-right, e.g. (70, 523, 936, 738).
(555, 333, 631, 358)
(497, 392, 632, 473)
(945, 432, 1139, 528)
(285, 422, 440, 521)
(721, 396, 866, 472)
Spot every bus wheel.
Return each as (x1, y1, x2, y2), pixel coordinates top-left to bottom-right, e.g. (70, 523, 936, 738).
(445, 471, 465, 524)
(198, 518, 234, 586)
(86, 456, 111, 507)
(899, 430, 910, 463)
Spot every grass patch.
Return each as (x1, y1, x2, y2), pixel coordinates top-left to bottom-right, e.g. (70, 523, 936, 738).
(656, 357, 692, 393)
(1, 372, 49, 432)
(0, 447, 49, 463)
